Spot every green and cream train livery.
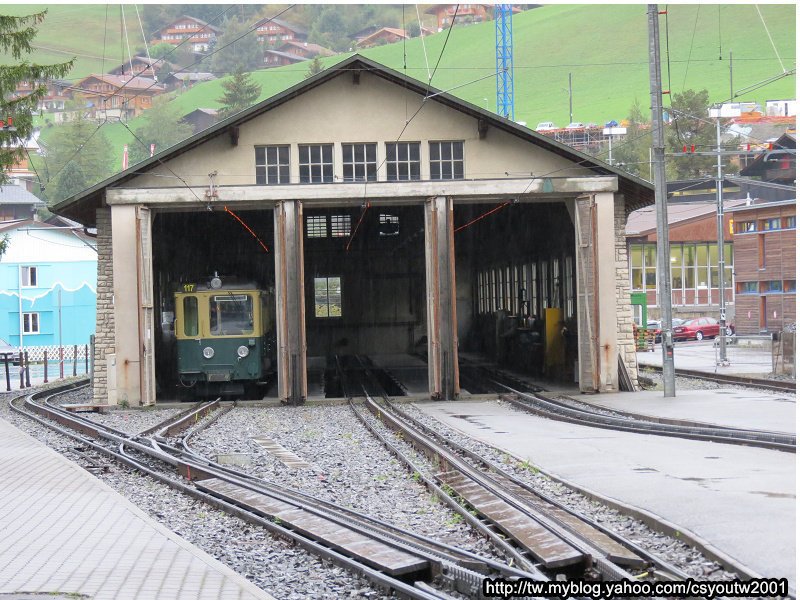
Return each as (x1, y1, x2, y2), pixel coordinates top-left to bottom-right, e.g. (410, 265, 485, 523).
(174, 275, 275, 396)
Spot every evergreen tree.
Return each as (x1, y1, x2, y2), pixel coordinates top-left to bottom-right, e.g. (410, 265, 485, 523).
(666, 89, 718, 180)
(216, 68, 262, 120)
(612, 99, 652, 180)
(210, 17, 263, 75)
(304, 56, 324, 79)
(40, 114, 114, 204)
(129, 100, 194, 164)
(0, 11, 73, 186)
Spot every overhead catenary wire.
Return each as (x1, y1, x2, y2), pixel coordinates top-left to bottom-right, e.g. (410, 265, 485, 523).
(755, 5, 786, 74)
(120, 5, 134, 78)
(415, 4, 431, 80)
(134, 4, 156, 81)
(346, 6, 461, 251)
(119, 5, 294, 114)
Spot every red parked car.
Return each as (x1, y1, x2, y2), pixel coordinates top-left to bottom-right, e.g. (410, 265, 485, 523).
(672, 317, 734, 341)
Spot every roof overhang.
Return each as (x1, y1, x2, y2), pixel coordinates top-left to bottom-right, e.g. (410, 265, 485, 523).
(52, 54, 653, 226)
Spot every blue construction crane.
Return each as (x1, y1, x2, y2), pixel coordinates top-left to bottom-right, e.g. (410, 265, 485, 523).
(495, 4, 514, 120)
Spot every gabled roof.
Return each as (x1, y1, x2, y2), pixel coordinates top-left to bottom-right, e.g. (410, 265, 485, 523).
(253, 17, 307, 35)
(263, 49, 307, 63)
(161, 15, 222, 33)
(740, 132, 796, 177)
(356, 28, 409, 47)
(278, 40, 335, 57)
(52, 54, 653, 225)
(166, 72, 216, 83)
(74, 74, 165, 93)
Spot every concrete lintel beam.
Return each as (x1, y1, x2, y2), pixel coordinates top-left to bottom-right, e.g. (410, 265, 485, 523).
(105, 177, 618, 207)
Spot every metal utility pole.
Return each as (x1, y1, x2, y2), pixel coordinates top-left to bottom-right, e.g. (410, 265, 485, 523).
(647, 5, 675, 397)
(709, 104, 739, 363)
(715, 117, 728, 363)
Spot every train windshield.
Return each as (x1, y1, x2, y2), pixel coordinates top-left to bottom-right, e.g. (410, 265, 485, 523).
(209, 294, 254, 336)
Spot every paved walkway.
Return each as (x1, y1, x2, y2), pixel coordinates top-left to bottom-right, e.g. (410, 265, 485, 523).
(573, 388, 796, 434)
(637, 338, 778, 377)
(416, 397, 796, 589)
(0, 417, 275, 600)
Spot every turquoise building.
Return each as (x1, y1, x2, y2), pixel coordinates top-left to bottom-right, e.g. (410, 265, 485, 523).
(0, 219, 97, 351)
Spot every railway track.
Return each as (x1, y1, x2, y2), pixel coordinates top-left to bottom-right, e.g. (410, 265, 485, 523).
(9, 379, 548, 600)
(460, 364, 795, 453)
(642, 364, 796, 394)
(339, 356, 705, 586)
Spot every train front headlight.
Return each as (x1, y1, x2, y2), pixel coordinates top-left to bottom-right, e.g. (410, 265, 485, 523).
(202, 346, 215, 359)
(237, 345, 250, 358)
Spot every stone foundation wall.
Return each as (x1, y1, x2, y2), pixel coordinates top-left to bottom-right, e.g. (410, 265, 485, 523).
(615, 196, 639, 389)
(92, 208, 115, 404)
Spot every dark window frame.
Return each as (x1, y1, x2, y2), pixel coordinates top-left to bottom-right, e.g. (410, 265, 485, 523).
(255, 145, 290, 185)
(386, 141, 421, 181)
(429, 140, 465, 180)
(342, 142, 378, 182)
(298, 143, 334, 184)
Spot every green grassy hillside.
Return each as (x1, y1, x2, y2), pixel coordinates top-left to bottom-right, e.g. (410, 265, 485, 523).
(0, 5, 145, 76)
(7, 4, 795, 172)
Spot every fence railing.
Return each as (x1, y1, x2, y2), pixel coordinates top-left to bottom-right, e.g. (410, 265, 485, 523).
(1, 344, 91, 392)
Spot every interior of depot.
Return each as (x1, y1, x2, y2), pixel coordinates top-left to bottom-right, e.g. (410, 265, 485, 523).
(149, 200, 580, 400)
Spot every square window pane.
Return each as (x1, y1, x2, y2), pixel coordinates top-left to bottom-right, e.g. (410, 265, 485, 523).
(311, 146, 320, 162)
(255, 147, 265, 165)
(387, 144, 396, 161)
(442, 143, 452, 160)
(430, 143, 439, 160)
(343, 145, 352, 162)
(322, 145, 332, 162)
(410, 143, 420, 160)
(367, 144, 376, 162)
(453, 142, 463, 159)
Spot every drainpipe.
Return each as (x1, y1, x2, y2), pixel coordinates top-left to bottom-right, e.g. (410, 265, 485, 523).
(17, 265, 24, 354)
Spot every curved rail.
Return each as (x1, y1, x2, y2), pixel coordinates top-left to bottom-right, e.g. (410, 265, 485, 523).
(491, 380, 795, 453)
(11, 381, 538, 600)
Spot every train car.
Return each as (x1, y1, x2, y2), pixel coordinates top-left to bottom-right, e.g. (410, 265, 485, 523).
(174, 275, 274, 396)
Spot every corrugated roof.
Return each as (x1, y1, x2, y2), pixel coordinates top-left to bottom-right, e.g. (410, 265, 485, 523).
(626, 199, 749, 236)
(0, 184, 44, 205)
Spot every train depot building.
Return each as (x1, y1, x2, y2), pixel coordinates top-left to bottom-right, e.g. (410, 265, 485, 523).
(54, 56, 653, 407)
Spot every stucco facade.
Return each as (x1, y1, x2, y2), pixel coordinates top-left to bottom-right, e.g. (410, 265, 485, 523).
(54, 56, 652, 406)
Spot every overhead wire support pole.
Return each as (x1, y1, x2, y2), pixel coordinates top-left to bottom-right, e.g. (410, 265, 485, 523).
(715, 115, 728, 364)
(647, 5, 675, 397)
(495, 4, 514, 120)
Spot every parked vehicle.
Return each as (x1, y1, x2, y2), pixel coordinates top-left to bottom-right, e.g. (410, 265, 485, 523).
(0, 340, 20, 365)
(672, 317, 734, 341)
(535, 121, 556, 132)
(646, 318, 685, 343)
(605, 120, 619, 127)
(566, 122, 585, 129)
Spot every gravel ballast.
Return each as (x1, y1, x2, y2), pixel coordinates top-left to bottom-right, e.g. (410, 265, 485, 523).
(0, 388, 386, 599)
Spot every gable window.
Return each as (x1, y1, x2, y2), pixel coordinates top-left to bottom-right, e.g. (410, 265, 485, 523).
(255, 145, 290, 185)
(429, 141, 464, 180)
(306, 215, 328, 238)
(342, 143, 377, 182)
(314, 276, 342, 317)
(21, 266, 37, 287)
(299, 144, 333, 183)
(23, 312, 39, 334)
(386, 142, 421, 181)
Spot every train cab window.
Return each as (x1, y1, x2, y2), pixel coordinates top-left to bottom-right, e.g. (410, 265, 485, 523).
(209, 294, 254, 335)
(183, 296, 199, 336)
